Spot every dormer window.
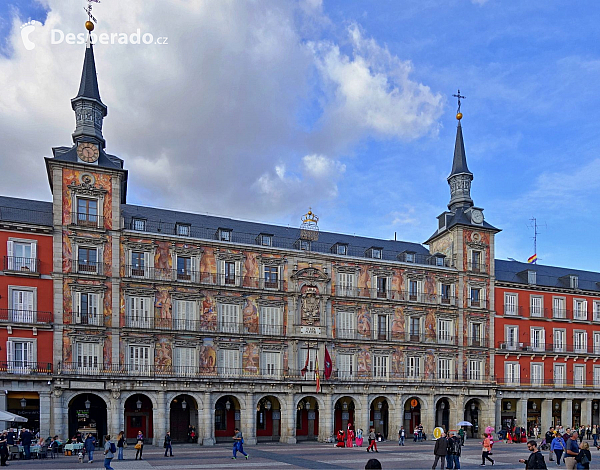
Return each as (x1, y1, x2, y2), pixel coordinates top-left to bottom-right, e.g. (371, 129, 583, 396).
(257, 234, 273, 247)
(570, 275, 579, 289)
(398, 251, 416, 263)
(366, 247, 382, 259)
(527, 270, 537, 285)
(131, 218, 146, 231)
(332, 243, 348, 256)
(217, 228, 232, 242)
(298, 239, 311, 251)
(436, 257, 445, 267)
(175, 223, 191, 237)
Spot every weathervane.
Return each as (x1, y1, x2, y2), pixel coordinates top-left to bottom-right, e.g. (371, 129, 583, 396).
(84, 0, 100, 30)
(452, 89, 465, 120)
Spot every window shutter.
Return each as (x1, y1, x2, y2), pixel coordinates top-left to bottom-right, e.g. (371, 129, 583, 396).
(90, 293, 99, 325)
(30, 243, 37, 269)
(25, 342, 32, 369)
(74, 292, 81, 324)
(6, 341, 13, 370)
(143, 252, 151, 278)
(235, 261, 241, 286)
(25, 291, 34, 323)
(6, 241, 13, 270)
(372, 314, 378, 340)
(218, 260, 225, 285)
(191, 257, 198, 283)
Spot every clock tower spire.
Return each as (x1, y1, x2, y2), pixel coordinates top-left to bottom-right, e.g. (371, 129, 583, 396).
(447, 90, 473, 211)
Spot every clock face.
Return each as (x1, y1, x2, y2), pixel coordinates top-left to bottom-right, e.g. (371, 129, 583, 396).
(471, 210, 484, 224)
(77, 142, 99, 163)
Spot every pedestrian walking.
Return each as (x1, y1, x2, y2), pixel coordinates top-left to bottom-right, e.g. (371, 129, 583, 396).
(135, 431, 144, 460)
(0, 431, 8, 467)
(84, 433, 96, 463)
(103, 435, 115, 470)
(551, 432, 566, 465)
(578, 428, 584, 444)
(232, 427, 248, 459)
(164, 431, 173, 457)
(431, 431, 447, 470)
(546, 428, 556, 462)
(366, 428, 378, 453)
(519, 440, 547, 469)
(534, 425, 540, 440)
(585, 426, 591, 441)
(591, 426, 598, 447)
(398, 426, 406, 446)
(21, 428, 32, 460)
(576, 442, 591, 469)
(116, 431, 125, 460)
(564, 432, 580, 470)
(458, 427, 465, 446)
(446, 431, 462, 469)
(480, 433, 495, 466)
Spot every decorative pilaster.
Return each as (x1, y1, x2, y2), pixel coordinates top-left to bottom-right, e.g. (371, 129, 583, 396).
(243, 392, 256, 445)
(541, 398, 552, 432)
(494, 396, 502, 432)
(51, 389, 65, 439)
(281, 393, 296, 444)
(582, 400, 592, 428)
(202, 392, 215, 445)
(39, 391, 51, 438)
(319, 394, 333, 442)
(516, 397, 528, 430)
(109, 390, 120, 437)
(562, 399, 573, 428)
(154, 390, 166, 446)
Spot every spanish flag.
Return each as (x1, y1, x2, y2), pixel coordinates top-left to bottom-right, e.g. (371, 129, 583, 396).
(527, 254, 537, 264)
(315, 355, 321, 393)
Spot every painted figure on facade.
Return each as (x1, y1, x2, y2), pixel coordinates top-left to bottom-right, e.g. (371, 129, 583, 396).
(156, 287, 172, 328)
(300, 285, 320, 326)
(200, 247, 216, 283)
(243, 342, 259, 375)
(243, 252, 259, 288)
(156, 338, 172, 371)
(199, 343, 216, 373)
(243, 297, 259, 334)
(391, 306, 404, 340)
(357, 307, 371, 338)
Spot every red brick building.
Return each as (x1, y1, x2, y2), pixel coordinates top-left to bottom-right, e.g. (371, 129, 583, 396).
(0, 198, 54, 434)
(494, 259, 600, 433)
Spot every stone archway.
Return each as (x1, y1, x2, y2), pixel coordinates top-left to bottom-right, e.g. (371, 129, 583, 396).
(169, 394, 198, 443)
(296, 396, 319, 441)
(215, 395, 241, 443)
(435, 397, 451, 432)
(334, 396, 355, 435)
(256, 395, 281, 443)
(464, 398, 483, 438)
(124, 393, 153, 440)
(68, 393, 107, 443)
(404, 397, 422, 434)
(369, 396, 390, 439)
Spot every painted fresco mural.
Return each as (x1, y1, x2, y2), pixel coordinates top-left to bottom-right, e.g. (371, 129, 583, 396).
(243, 252, 259, 288)
(201, 294, 217, 331)
(199, 340, 216, 373)
(155, 286, 173, 329)
(155, 241, 172, 280)
(243, 342, 259, 375)
(243, 297, 259, 333)
(424, 308, 436, 341)
(62, 168, 113, 229)
(356, 306, 371, 338)
(356, 346, 371, 378)
(156, 336, 172, 371)
(391, 306, 405, 340)
(200, 246, 216, 283)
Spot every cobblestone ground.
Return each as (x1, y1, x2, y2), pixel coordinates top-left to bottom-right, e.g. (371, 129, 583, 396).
(3, 439, 591, 469)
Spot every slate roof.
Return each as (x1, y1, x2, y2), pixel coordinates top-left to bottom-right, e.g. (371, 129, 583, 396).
(450, 122, 471, 176)
(424, 207, 500, 244)
(0, 196, 53, 226)
(496, 259, 600, 292)
(50, 146, 124, 170)
(74, 42, 104, 106)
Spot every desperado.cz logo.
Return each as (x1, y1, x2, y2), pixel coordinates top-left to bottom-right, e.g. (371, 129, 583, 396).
(20, 20, 42, 50)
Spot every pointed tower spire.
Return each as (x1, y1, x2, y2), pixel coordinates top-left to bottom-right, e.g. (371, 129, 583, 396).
(71, 29, 108, 148)
(447, 90, 473, 211)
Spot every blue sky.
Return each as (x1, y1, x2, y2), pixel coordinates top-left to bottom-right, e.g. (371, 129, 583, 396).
(1, 0, 599, 271)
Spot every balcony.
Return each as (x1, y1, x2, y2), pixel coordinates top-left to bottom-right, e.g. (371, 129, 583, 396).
(0, 361, 52, 376)
(0, 308, 52, 324)
(123, 316, 285, 336)
(71, 212, 104, 229)
(502, 305, 523, 316)
(64, 311, 103, 327)
(497, 341, 597, 355)
(72, 260, 104, 276)
(3, 256, 40, 275)
(468, 298, 488, 309)
(467, 336, 489, 348)
(497, 377, 600, 388)
(467, 262, 488, 274)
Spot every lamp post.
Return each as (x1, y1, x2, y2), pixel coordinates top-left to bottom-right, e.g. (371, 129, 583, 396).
(225, 400, 231, 411)
(182, 399, 187, 410)
(20, 398, 26, 409)
(85, 396, 91, 410)
(377, 402, 383, 410)
(440, 402, 446, 410)
(136, 397, 142, 411)
(265, 400, 272, 411)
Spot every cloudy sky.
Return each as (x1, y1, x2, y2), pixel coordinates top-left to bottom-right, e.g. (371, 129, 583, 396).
(1, 0, 599, 271)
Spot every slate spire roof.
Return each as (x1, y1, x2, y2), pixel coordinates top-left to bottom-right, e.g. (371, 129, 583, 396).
(74, 40, 104, 105)
(450, 121, 472, 176)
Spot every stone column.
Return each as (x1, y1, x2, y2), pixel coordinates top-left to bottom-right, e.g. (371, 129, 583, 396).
(582, 399, 592, 428)
(243, 393, 256, 445)
(51, 390, 65, 440)
(281, 393, 296, 444)
(0, 392, 7, 432)
(541, 398, 552, 432)
(108, 391, 120, 437)
(494, 396, 502, 433)
(38, 391, 51, 438)
(516, 398, 528, 430)
(154, 391, 166, 446)
(355, 394, 369, 439)
(203, 392, 214, 445)
(562, 399, 572, 428)
(320, 394, 333, 442)
(422, 393, 435, 436)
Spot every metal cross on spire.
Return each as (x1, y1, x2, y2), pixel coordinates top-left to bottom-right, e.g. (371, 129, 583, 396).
(84, 0, 100, 25)
(452, 89, 466, 114)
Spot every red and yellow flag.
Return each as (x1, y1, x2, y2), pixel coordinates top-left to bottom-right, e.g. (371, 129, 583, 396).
(315, 354, 321, 393)
(527, 254, 537, 264)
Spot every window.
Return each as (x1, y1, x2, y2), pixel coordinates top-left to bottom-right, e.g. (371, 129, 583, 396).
(77, 197, 98, 226)
(470, 287, 481, 308)
(375, 276, 389, 299)
(373, 355, 388, 378)
(337, 354, 354, 379)
(127, 296, 153, 328)
(470, 323, 482, 346)
(527, 270, 537, 285)
(299, 239, 311, 251)
(406, 356, 420, 378)
(175, 347, 197, 377)
(574, 364, 585, 386)
(131, 218, 146, 231)
(337, 311, 354, 339)
(77, 247, 98, 274)
(437, 319, 453, 344)
(505, 326, 518, 349)
(531, 363, 543, 385)
(264, 265, 279, 289)
(438, 358, 451, 380)
(594, 301, 600, 322)
(299, 348, 316, 380)
(594, 332, 600, 355)
(371, 248, 382, 259)
(468, 360, 482, 381)
(173, 300, 198, 331)
(77, 342, 100, 373)
(405, 252, 415, 263)
(218, 229, 232, 242)
(574, 331, 587, 353)
(409, 280, 421, 301)
(504, 293, 517, 315)
(335, 244, 347, 256)
(505, 362, 519, 384)
(224, 261, 236, 285)
(573, 299, 587, 320)
(176, 223, 191, 237)
(218, 303, 240, 333)
(218, 349, 240, 377)
(127, 345, 151, 376)
(530, 296, 543, 317)
(6, 340, 34, 374)
(260, 306, 282, 335)
(553, 329, 566, 353)
(6, 240, 37, 271)
(176, 255, 196, 282)
(470, 251, 481, 272)
(436, 256, 445, 267)
(374, 314, 389, 341)
(595, 366, 600, 386)
(530, 327, 545, 352)
(409, 317, 421, 341)
(262, 351, 281, 377)
(74, 292, 101, 326)
(10, 288, 35, 323)
(338, 272, 355, 297)
(570, 275, 579, 289)
(554, 363, 566, 386)
(553, 297, 566, 318)
(130, 251, 149, 278)
(441, 284, 452, 304)
(258, 234, 272, 247)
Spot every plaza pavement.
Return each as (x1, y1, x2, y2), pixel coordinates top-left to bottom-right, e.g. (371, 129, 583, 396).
(2, 438, 586, 469)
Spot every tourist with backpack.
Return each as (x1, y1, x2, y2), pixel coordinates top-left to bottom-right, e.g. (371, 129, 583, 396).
(446, 431, 462, 469)
(103, 435, 115, 470)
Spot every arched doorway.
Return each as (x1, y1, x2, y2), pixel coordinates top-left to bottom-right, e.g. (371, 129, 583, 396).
(527, 399, 541, 436)
(370, 397, 389, 439)
(435, 398, 450, 432)
(170, 395, 198, 443)
(215, 395, 240, 443)
(68, 394, 107, 442)
(296, 396, 319, 441)
(501, 399, 516, 433)
(464, 399, 481, 438)
(404, 397, 421, 433)
(256, 396, 281, 442)
(334, 397, 355, 434)
(573, 399, 582, 428)
(552, 399, 562, 428)
(124, 394, 153, 441)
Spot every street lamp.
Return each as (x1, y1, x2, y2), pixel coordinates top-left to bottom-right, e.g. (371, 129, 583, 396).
(555, 403, 560, 411)
(342, 401, 348, 410)
(182, 399, 187, 410)
(574, 402, 580, 411)
(470, 402, 476, 411)
(265, 400, 272, 411)
(20, 398, 26, 409)
(506, 402, 512, 411)
(85, 396, 91, 410)
(305, 401, 310, 410)
(532, 402, 537, 411)
(594, 402, 598, 411)
(136, 397, 142, 411)
(225, 400, 231, 411)
(377, 402, 383, 410)
(440, 402, 446, 410)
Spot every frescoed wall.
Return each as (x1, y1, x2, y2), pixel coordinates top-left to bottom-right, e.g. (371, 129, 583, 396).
(243, 297, 259, 334)
(156, 336, 172, 371)
(155, 286, 173, 328)
(199, 340, 216, 373)
(200, 246, 216, 283)
(62, 168, 113, 229)
(243, 252, 259, 288)
(356, 306, 371, 338)
(391, 306, 405, 340)
(243, 342, 259, 375)
(200, 294, 217, 331)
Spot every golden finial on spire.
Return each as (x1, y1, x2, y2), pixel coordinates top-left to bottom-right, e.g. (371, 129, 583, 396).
(452, 89, 465, 120)
(300, 207, 319, 241)
(84, 0, 100, 31)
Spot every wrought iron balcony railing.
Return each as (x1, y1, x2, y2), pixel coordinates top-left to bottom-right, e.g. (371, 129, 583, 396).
(496, 377, 600, 388)
(0, 308, 52, 324)
(70, 212, 104, 228)
(64, 311, 104, 326)
(497, 341, 598, 355)
(71, 260, 104, 275)
(0, 361, 52, 375)
(3, 256, 40, 273)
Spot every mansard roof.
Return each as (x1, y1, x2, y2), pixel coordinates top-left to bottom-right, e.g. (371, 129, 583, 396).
(0, 196, 53, 226)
